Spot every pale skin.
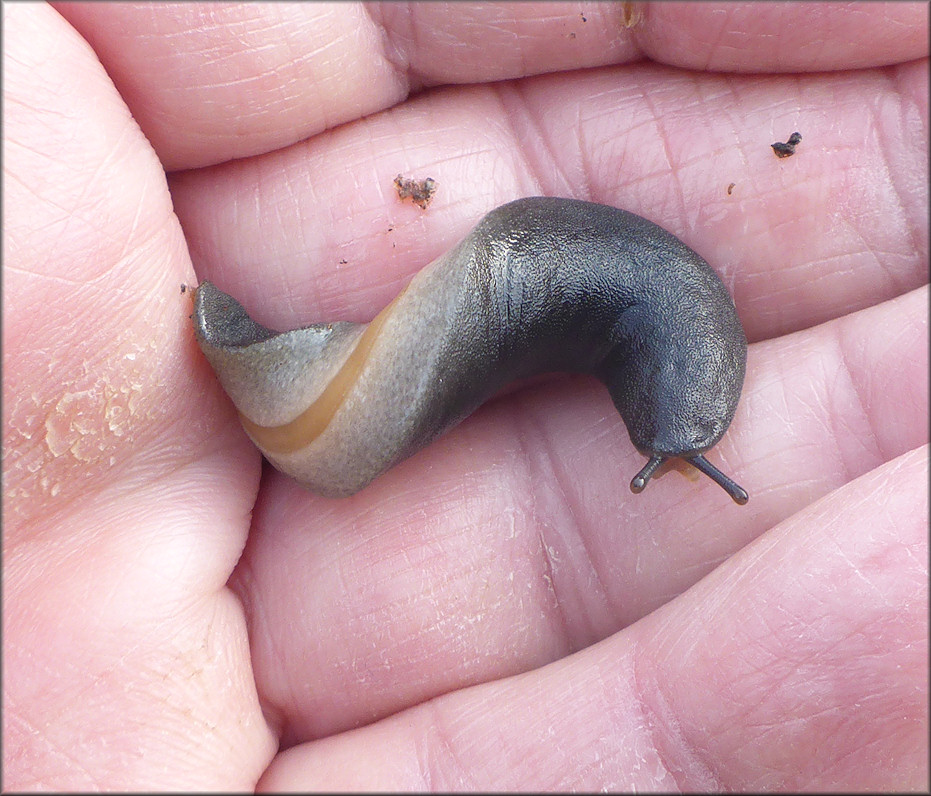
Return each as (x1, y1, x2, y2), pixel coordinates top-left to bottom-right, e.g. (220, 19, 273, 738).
(3, 2, 928, 791)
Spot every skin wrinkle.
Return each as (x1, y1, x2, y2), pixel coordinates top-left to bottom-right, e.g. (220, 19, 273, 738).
(632, 80, 691, 230)
(581, 99, 629, 198)
(630, 635, 721, 791)
(707, 30, 751, 71)
(411, 709, 435, 790)
(813, 336, 860, 483)
(802, 247, 879, 276)
(421, 698, 473, 791)
(282, 160, 313, 313)
(880, 69, 926, 279)
(583, 659, 654, 788)
(561, 99, 589, 198)
(495, 82, 567, 198)
(829, 318, 886, 472)
(510, 399, 573, 649)
(494, 84, 549, 192)
(506, 389, 607, 651)
(845, 135, 905, 293)
(392, 2, 432, 89)
(696, 5, 731, 73)
(229, 558, 284, 734)
(360, 3, 412, 85)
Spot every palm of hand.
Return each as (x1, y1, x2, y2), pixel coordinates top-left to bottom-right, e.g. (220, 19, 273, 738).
(3, 3, 927, 791)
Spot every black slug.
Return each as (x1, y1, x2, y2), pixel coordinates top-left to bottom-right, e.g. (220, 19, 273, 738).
(193, 197, 749, 503)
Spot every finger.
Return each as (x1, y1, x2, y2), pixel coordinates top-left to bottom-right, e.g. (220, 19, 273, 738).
(257, 446, 928, 791)
(637, 1, 928, 73)
(53, 1, 413, 170)
(54, 2, 927, 169)
(234, 285, 927, 742)
(3, 3, 272, 788)
(3, 3, 210, 529)
(171, 61, 928, 343)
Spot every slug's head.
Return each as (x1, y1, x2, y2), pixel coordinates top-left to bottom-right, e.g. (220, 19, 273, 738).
(603, 304, 749, 504)
(623, 373, 748, 504)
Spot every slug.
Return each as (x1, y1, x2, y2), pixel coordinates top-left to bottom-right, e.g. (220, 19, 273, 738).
(193, 197, 749, 503)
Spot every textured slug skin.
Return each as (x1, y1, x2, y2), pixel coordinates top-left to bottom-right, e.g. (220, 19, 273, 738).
(193, 197, 747, 498)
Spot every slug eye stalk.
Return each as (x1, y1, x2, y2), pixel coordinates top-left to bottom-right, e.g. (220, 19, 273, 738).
(630, 454, 749, 505)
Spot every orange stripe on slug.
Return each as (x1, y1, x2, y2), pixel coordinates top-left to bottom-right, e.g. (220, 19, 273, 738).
(239, 289, 406, 455)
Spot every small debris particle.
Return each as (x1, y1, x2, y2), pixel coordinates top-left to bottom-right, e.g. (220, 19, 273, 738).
(339, 259, 348, 265)
(727, 182, 736, 195)
(771, 131, 802, 159)
(394, 174, 437, 209)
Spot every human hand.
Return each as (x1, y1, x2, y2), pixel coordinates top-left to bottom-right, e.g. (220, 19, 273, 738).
(4, 2, 927, 790)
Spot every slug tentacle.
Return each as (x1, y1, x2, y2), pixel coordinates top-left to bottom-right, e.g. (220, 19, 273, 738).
(193, 197, 748, 502)
(630, 456, 665, 494)
(687, 454, 750, 505)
